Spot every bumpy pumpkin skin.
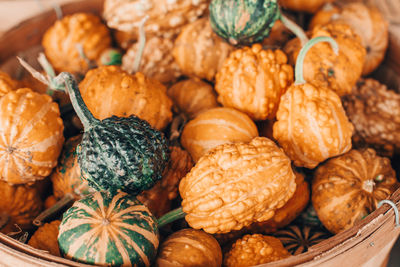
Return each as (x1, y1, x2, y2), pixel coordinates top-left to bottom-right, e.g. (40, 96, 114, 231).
(0, 71, 18, 97)
(181, 107, 259, 162)
(215, 44, 294, 120)
(310, 2, 389, 75)
(42, 13, 111, 74)
(28, 220, 61, 257)
(50, 135, 93, 200)
(58, 191, 159, 267)
(224, 234, 290, 267)
(273, 83, 354, 169)
(0, 88, 64, 184)
(180, 137, 296, 234)
(284, 23, 365, 96)
(279, 0, 334, 13)
(79, 65, 173, 130)
(0, 181, 43, 233)
(156, 229, 222, 267)
(167, 78, 219, 119)
(313, 149, 399, 234)
(122, 36, 182, 84)
(173, 17, 234, 81)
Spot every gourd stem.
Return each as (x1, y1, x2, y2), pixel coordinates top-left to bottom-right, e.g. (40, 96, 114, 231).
(132, 16, 149, 73)
(294, 36, 339, 85)
(33, 194, 74, 227)
(279, 12, 308, 46)
(55, 72, 99, 130)
(157, 207, 186, 228)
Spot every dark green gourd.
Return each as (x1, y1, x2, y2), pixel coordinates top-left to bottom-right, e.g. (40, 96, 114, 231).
(209, 0, 308, 46)
(54, 72, 169, 195)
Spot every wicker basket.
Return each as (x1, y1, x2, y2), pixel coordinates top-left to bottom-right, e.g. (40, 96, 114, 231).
(0, 0, 399, 266)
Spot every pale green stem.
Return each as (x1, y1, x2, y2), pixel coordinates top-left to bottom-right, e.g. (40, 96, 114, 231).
(132, 15, 149, 73)
(157, 207, 186, 228)
(279, 12, 308, 46)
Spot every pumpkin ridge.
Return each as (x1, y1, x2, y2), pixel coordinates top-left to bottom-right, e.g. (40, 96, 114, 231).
(8, 91, 29, 144)
(306, 108, 329, 159)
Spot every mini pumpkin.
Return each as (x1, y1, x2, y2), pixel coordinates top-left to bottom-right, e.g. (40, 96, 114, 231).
(42, 13, 111, 74)
(0, 71, 18, 97)
(284, 23, 365, 96)
(313, 148, 399, 234)
(224, 234, 290, 267)
(181, 107, 259, 162)
(179, 137, 296, 234)
(122, 35, 181, 84)
(28, 220, 61, 257)
(0, 88, 64, 184)
(156, 228, 222, 267)
(310, 2, 389, 75)
(168, 78, 219, 119)
(79, 65, 173, 130)
(215, 44, 294, 120)
(173, 17, 234, 81)
(279, 0, 334, 13)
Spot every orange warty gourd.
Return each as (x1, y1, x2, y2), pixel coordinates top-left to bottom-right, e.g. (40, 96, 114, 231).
(173, 17, 234, 81)
(156, 229, 222, 267)
(28, 220, 61, 257)
(308, 3, 340, 30)
(181, 107, 259, 162)
(167, 78, 219, 119)
(0, 88, 64, 184)
(179, 137, 296, 234)
(280, 0, 334, 13)
(215, 44, 294, 120)
(0, 71, 18, 97)
(79, 65, 173, 130)
(313, 148, 399, 234)
(42, 13, 111, 74)
(224, 234, 290, 267)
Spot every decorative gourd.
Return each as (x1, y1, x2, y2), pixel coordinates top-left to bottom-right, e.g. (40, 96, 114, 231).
(342, 79, 400, 157)
(0, 181, 43, 233)
(284, 23, 365, 96)
(224, 234, 290, 267)
(279, 0, 334, 13)
(168, 78, 219, 119)
(262, 19, 294, 47)
(28, 220, 61, 257)
(310, 2, 389, 75)
(172, 17, 234, 81)
(103, 0, 209, 33)
(122, 36, 181, 84)
(274, 225, 332, 255)
(50, 135, 93, 200)
(79, 65, 173, 130)
(179, 137, 296, 233)
(313, 148, 399, 234)
(58, 191, 159, 266)
(180, 107, 259, 162)
(308, 3, 340, 30)
(156, 228, 222, 267)
(274, 37, 354, 169)
(209, 0, 308, 46)
(0, 88, 64, 184)
(0, 71, 18, 97)
(42, 13, 111, 74)
(215, 44, 294, 120)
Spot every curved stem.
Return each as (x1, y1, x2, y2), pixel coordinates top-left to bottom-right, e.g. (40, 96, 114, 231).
(294, 36, 339, 85)
(279, 12, 308, 46)
(157, 207, 186, 228)
(132, 16, 149, 73)
(33, 194, 74, 227)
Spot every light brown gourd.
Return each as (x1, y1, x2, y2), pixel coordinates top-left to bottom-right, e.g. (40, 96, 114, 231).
(0, 88, 64, 184)
(173, 17, 234, 81)
(42, 13, 111, 74)
(79, 65, 173, 130)
(156, 229, 222, 267)
(313, 149, 399, 234)
(28, 220, 61, 257)
(179, 137, 296, 234)
(180, 107, 259, 162)
(215, 44, 294, 120)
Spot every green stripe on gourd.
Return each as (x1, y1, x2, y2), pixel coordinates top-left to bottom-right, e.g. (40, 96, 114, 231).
(58, 191, 159, 267)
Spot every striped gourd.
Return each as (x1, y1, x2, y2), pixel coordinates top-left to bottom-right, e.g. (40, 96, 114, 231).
(58, 191, 159, 267)
(0, 88, 64, 184)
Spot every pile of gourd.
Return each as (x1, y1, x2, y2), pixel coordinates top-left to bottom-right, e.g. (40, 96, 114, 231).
(0, 0, 399, 266)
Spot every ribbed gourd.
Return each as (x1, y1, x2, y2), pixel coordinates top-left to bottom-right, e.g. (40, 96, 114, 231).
(58, 191, 159, 266)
